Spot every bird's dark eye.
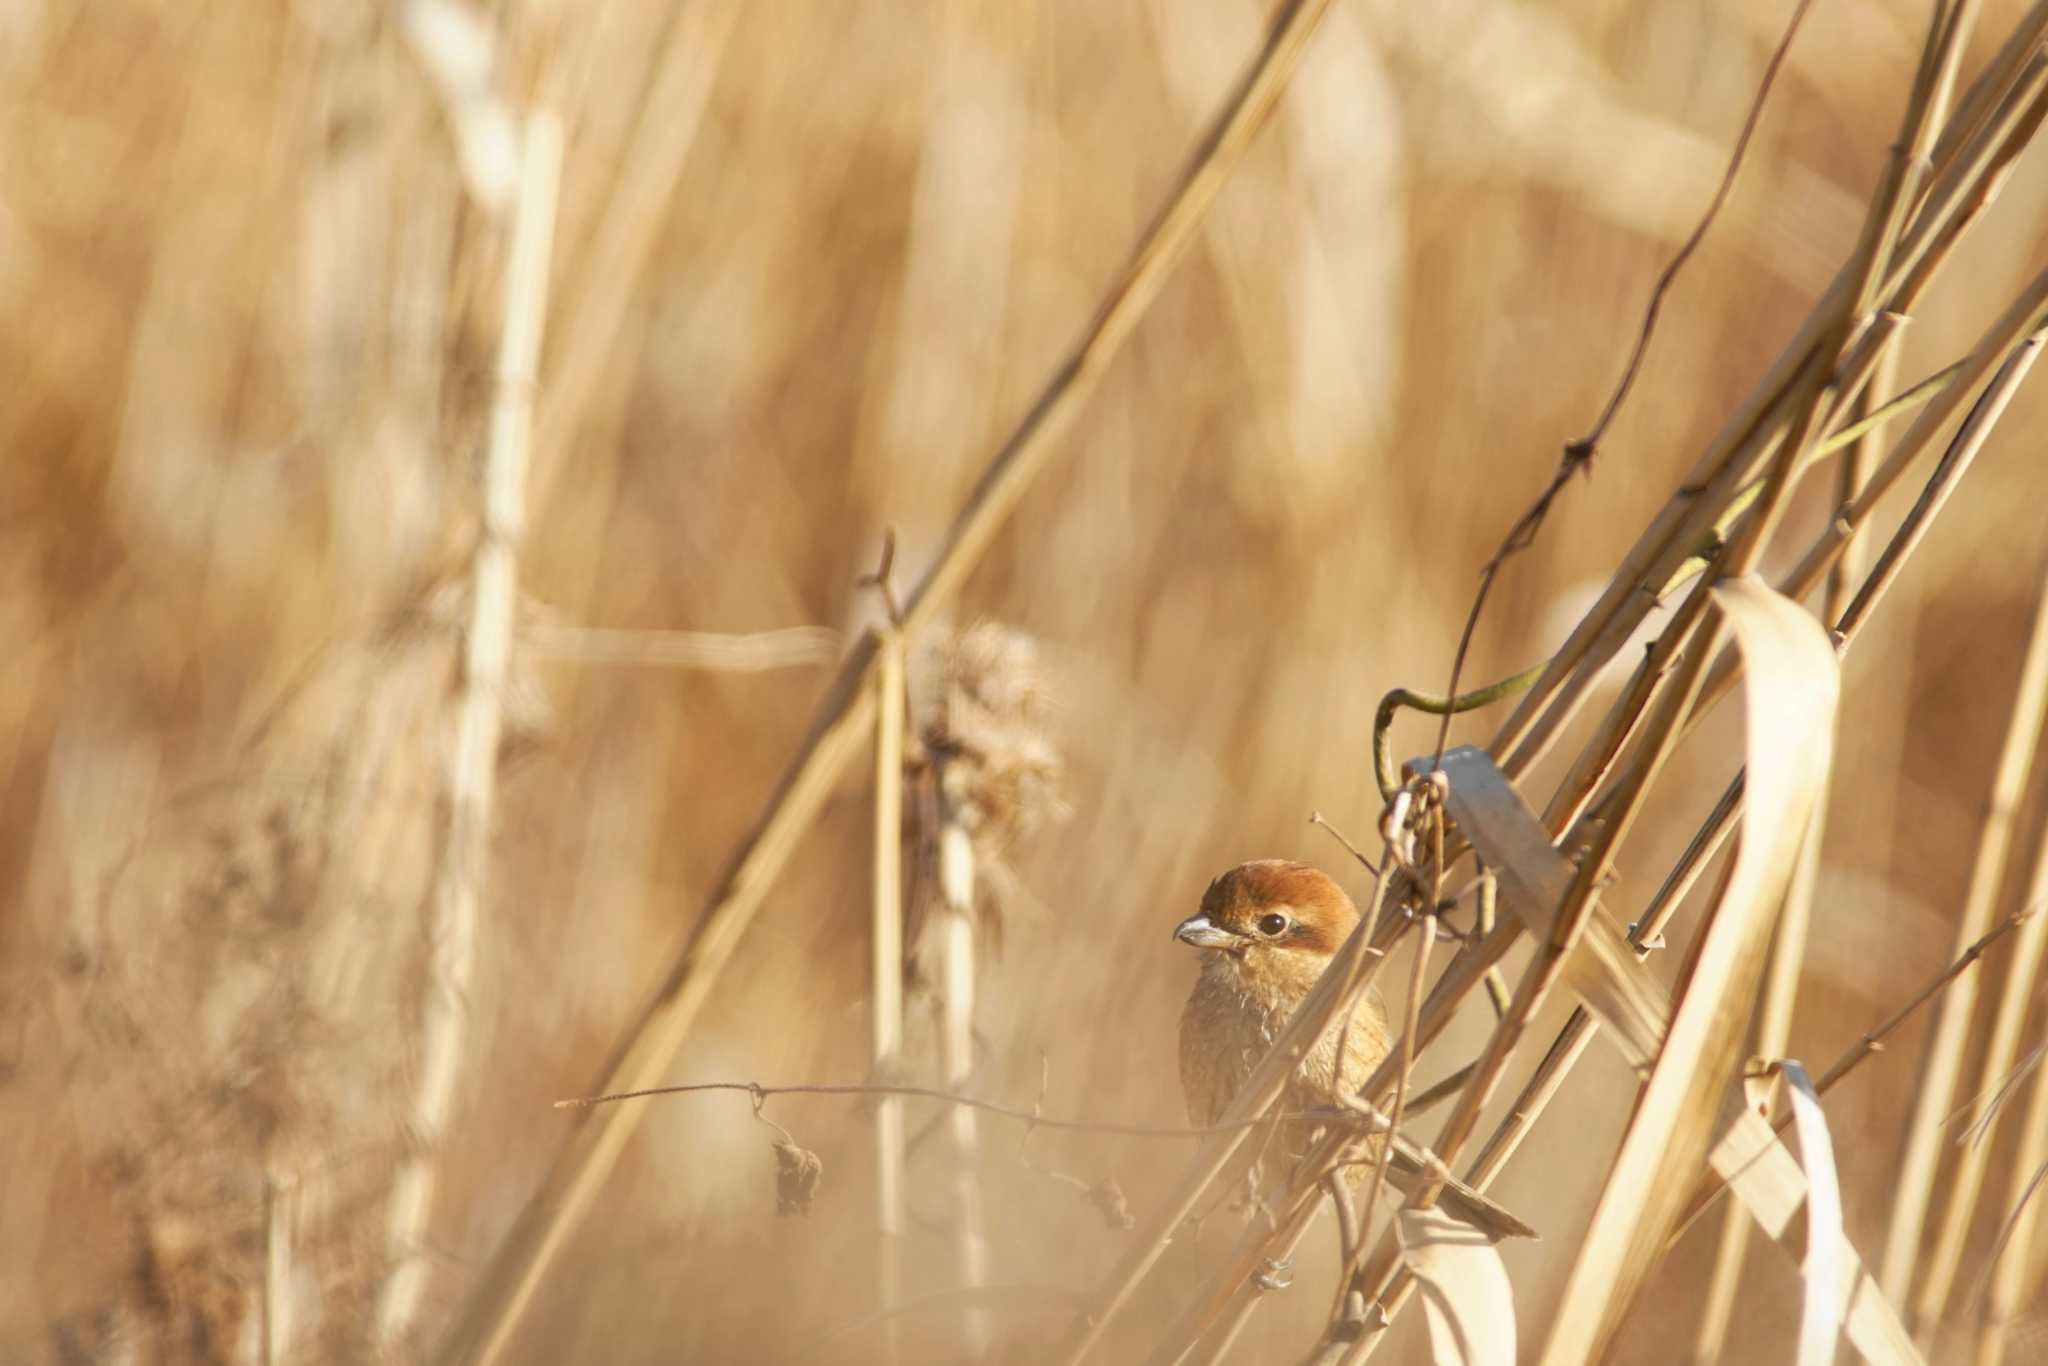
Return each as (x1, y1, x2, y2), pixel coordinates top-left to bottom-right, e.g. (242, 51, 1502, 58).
(1256, 913, 1289, 937)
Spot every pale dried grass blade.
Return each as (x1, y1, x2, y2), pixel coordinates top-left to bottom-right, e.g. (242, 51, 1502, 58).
(1706, 1108, 1923, 1365)
(1781, 1060, 1846, 1366)
(1399, 1205, 1516, 1366)
(1537, 576, 1838, 1365)
(1697, 784, 1827, 1358)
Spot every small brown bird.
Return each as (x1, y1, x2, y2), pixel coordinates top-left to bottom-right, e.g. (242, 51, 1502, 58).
(1175, 859, 1533, 1241)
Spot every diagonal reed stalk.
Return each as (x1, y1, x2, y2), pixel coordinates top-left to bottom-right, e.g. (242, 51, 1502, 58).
(1337, 319, 2048, 1360)
(1880, 554, 2048, 1313)
(1489, 1, 2048, 792)
(1914, 762, 2048, 1336)
(1977, 1042, 2048, 1365)
(870, 630, 907, 1365)
(432, 2, 1358, 1360)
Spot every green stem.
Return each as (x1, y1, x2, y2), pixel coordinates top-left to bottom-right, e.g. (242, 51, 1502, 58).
(1375, 662, 1547, 799)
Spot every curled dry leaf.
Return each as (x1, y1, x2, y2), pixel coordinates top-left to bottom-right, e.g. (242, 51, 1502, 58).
(771, 1140, 823, 1218)
(1399, 1204, 1516, 1366)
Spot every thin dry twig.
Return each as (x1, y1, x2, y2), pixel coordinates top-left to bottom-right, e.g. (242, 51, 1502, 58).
(1566, 0, 1820, 463)
(553, 1081, 1374, 1141)
(1427, 0, 1817, 777)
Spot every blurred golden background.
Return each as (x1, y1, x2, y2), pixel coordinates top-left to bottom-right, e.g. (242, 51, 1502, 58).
(5, 1, 2048, 1362)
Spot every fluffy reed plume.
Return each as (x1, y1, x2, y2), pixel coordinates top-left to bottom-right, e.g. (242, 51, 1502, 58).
(922, 623, 1065, 851)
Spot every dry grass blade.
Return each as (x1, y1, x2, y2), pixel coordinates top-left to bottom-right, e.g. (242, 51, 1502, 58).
(1695, 804, 1827, 1362)
(1399, 1205, 1516, 1366)
(1538, 576, 1838, 1365)
(1881, 553, 2048, 1302)
(1703, 1107, 1923, 1364)
(429, 1, 1352, 1358)
(1491, 5, 2044, 785)
(1780, 1060, 1847, 1366)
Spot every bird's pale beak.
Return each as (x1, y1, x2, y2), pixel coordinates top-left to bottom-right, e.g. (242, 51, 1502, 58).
(1174, 913, 1246, 951)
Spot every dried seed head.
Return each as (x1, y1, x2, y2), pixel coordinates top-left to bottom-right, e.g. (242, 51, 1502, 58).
(922, 621, 1065, 849)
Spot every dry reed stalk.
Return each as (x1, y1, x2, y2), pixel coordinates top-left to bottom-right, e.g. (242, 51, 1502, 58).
(1491, 3, 2043, 787)
(1826, 0, 1966, 626)
(1537, 579, 1839, 1366)
(1824, 346, 1891, 623)
(1914, 792, 2048, 1332)
(871, 629, 907, 1365)
(263, 1168, 295, 1366)
(1338, 1012, 1600, 1363)
(934, 815, 990, 1355)
(1565, 318, 2048, 925)
(1351, 887, 1438, 1293)
(917, 621, 1058, 1355)
(529, 0, 737, 510)
(377, 109, 563, 1354)
(1532, 61, 1917, 846)
(1570, 318, 2048, 888)
(1341, 342, 2037, 1349)
(432, 0, 1357, 1356)
(1977, 1038, 2048, 1365)
(1881, 553, 2048, 1303)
